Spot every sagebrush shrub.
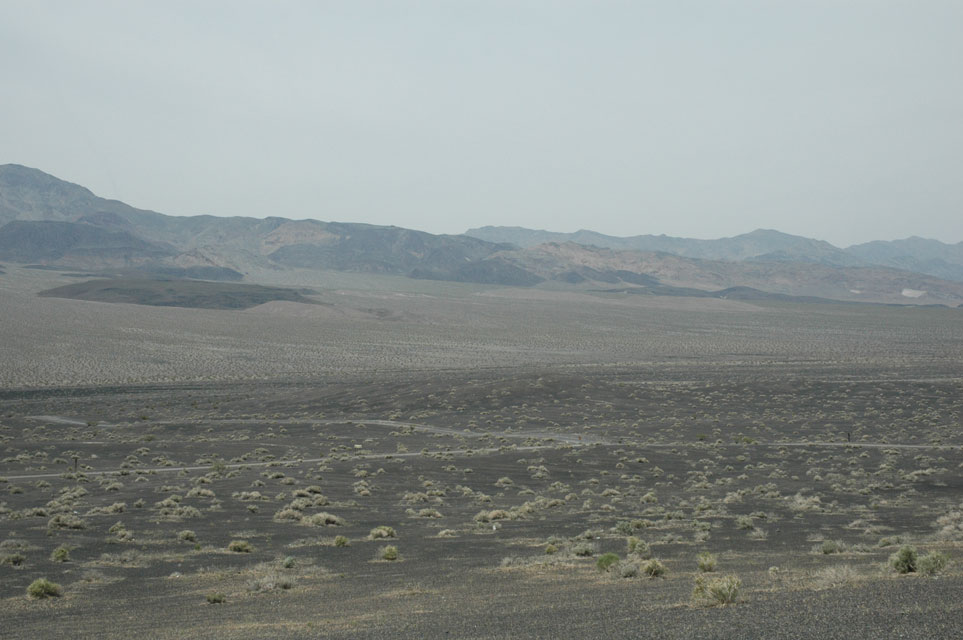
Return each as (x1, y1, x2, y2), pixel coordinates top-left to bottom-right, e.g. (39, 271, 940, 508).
(697, 551, 717, 572)
(379, 545, 399, 561)
(618, 561, 640, 578)
(50, 546, 71, 562)
(918, 551, 949, 576)
(889, 546, 918, 574)
(816, 540, 845, 555)
(228, 540, 253, 553)
(642, 558, 666, 577)
(27, 578, 62, 599)
(627, 537, 652, 559)
(596, 553, 620, 572)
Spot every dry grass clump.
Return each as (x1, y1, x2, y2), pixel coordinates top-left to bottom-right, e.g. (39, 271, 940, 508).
(813, 540, 846, 555)
(697, 551, 717, 572)
(109, 521, 134, 541)
(642, 558, 666, 578)
(233, 491, 269, 501)
(152, 497, 202, 519)
(247, 561, 296, 592)
(304, 512, 345, 527)
(1, 552, 25, 567)
(693, 574, 741, 606)
(47, 514, 86, 530)
(935, 506, 963, 540)
(274, 508, 303, 522)
(86, 502, 126, 516)
(812, 564, 860, 589)
(787, 493, 822, 512)
(626, 537, 652, 559)
(473, 509, 512, 523)
(228, 540, 254, 553)
(369, 525, 396, 539)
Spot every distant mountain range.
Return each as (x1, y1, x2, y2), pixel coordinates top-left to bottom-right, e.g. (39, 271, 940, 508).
(2, 164, 963, 307)
(465, 226, 963, 282)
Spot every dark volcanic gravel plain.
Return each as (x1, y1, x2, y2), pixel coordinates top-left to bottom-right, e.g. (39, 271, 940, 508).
(2, 267, 963, 638)
(2, 363, 962, 639)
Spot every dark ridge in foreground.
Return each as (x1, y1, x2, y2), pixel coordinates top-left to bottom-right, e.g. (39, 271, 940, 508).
(38, 278, 320, 310)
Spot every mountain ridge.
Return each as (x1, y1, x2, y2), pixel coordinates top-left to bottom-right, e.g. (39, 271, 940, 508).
(465, 225, 963, 279)
(2, 164, 963, 306)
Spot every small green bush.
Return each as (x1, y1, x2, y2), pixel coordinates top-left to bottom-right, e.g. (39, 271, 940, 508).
(379, 545, 399, 561)
(544, 543, 558, 555)
(596, 553, 620, 572)
(889, 546, 918, 574)
(334, 535, 350, 547)
(50, 546, 71, 562)
(228, 540, 253, 553)
(27, 578, 62, 599)
(178, 530, 197, 542)
(282, 556, 296, 569)
(206, 592, 226, 604)
(918, 551, 949, 576)
(697, 551, 717, 572)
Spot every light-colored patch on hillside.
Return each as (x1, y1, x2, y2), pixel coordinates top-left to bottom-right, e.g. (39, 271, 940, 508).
(261, 221, 337, 252)
(901, 288, 926, 298)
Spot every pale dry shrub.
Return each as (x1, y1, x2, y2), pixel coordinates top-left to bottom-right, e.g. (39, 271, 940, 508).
(369, 525, 396, 539)
(812, 564, 860, 590)
(305, 512, 344, 527)
(787, 493, 822, 512)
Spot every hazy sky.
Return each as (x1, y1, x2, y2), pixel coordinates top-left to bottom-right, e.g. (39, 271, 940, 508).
(2, 1, 961, 246)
